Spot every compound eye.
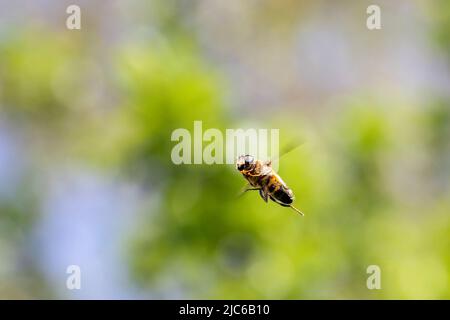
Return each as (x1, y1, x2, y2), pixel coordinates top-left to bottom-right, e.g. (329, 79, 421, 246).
(244, 156, 254, 164)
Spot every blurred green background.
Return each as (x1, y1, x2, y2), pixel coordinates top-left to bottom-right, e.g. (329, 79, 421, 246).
(0, 0, 450, 299)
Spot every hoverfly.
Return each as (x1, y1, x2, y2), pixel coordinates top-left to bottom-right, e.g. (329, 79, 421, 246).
(236, 154, 304, 215)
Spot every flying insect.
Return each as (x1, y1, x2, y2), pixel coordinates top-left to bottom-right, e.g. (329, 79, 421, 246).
(236, 154, 304, 216)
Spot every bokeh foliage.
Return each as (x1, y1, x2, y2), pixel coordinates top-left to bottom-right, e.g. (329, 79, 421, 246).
(0, 0, 450, 299)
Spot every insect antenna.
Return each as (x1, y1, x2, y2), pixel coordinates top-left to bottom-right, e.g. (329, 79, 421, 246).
(289, 205, 305, 216)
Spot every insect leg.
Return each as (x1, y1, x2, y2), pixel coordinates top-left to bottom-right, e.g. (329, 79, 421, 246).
(289, 205, 305, 216)
(237, 184, 260, 198)
(259, 189, 269, 202)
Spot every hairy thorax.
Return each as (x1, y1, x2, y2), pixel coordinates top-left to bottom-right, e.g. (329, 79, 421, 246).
(241, 160, 272, 187)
